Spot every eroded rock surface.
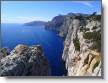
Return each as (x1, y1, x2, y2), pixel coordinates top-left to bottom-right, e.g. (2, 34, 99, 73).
(0, 44, 51, 76)
(62, 13, 102, 76)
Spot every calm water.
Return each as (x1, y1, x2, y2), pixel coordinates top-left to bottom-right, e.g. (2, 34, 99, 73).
(1, 23, 67, 76)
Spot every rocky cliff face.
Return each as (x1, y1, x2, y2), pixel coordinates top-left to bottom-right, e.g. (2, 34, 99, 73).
(0, 44, 51, 76)
(62, 14, 102, 76)
(45, 15, 68, 38)
(45, 13, 89, 38)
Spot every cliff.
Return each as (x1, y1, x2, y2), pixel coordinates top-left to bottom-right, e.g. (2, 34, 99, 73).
(45, 15, 67, 38)
(0, 13, 102, 77)
(45, 13, 89, 38)
(62, 13, 102, 76)
(0, 44, 51, 76)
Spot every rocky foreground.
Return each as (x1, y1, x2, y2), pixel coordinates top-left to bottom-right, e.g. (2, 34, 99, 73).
(45, 12, 102, 76)
(0, 44, 51, 76)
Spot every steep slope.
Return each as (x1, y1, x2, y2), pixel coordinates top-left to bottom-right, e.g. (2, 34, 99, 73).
(62, 14, 101, 76)
(45, 13, 89, 38)
(45, 15, 68, 38)
(0, 44, 51, 76)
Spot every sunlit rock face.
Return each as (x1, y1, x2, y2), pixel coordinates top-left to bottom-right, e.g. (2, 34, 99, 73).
(0, 44, 51, 76)
(62, 13, 101, 76)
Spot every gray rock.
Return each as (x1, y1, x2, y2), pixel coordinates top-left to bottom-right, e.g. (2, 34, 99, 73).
(62, 13, 102, 76)
(0, 44, 51, 76)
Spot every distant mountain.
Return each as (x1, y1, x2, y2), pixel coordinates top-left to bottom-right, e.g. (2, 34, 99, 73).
(24, 21, 46, 26)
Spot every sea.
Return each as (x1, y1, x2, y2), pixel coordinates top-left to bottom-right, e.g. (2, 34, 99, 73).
(1, 23, 67, 76)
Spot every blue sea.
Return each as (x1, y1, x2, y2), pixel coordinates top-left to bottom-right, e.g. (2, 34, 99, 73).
(1, 23, 67, 76)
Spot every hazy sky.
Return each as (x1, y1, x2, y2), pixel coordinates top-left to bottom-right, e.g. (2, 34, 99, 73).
(1, 1, 101, 23)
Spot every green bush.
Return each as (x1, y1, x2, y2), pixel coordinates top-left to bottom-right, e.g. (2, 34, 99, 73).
(93, 61, 100, 71)
(73, 37, 80, 51)
(90, 39, 101, 52)
(83, 31, 101, 40)
(83, 31, 101, 52)
(0, 48, 9, 57)
(95, 15, 101, 21)
(87, 15, 101, 21)
(83, 32, 94, 39)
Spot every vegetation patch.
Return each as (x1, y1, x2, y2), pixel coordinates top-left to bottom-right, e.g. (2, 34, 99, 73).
(73, 37, 80, 51)
(83, 31, 101, 52)
(83, 32, 94, 39)
(0, 48, 9, 57)
(87, 15, 101, 21)
(93, 61, 100, 72)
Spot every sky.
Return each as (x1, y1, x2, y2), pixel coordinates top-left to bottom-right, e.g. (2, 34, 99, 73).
(1, 1, 101, 23)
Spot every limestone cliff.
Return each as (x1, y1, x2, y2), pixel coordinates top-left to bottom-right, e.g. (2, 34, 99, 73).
(0, 44, 51, 76)
(62, 13, 102, 76)
(45, 15, 68, 38)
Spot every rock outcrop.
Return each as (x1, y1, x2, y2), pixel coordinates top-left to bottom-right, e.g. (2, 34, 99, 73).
(62, 13, 102, 76)
(0, 44, 51, 76)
